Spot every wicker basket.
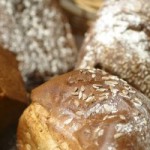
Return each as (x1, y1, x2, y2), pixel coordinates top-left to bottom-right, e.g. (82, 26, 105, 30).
(60, 0, 100, 34)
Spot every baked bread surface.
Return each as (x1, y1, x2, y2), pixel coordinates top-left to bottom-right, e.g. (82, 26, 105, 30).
(18, 69, 150, 150)
(0, 48, 27, 133)
(76, 0, 150, 98)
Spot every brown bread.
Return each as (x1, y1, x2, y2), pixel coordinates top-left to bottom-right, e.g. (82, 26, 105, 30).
(0, 48, 28, 133)
(76, 0, 150, 98)
(17, 69, 150, 150)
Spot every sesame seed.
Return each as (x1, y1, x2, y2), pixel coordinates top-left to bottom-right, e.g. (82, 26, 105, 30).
(84, 129, 91, 134)
(76, 111, 83, 116)
(119, 115, 126, 120)
(82, 93, 88, 100)
(81, 86, 85, 92)
(99, 96, 106, 101)
(64, 118, 73, 125)
(102, 76, 111, 80)
(103, 115, 109, 120)
(88, 69, 96, 74)
(132, 98, 143, 106)
(114, 133, 123, 139)
(78, 91, 83, 99)
(85, 95, 94, 102)
(71, 92, 79, 96)
(92, 84, 103, 89)
(96, 88, 107, 92)
(105, 81, 118, 86)
(98, 129, 104, 136)
(92, 74, 96, 78)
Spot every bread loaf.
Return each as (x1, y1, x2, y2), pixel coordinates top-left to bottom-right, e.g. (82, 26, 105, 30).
(76, 0, 150, 98)
(0, 48, 28, 134)
(0, 0, 77, 90)
(17, 69, 150, 150)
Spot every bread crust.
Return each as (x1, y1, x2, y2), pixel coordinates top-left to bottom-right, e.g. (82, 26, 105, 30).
(17, 103, 82, 150)
(76, 0, 150, 98)
(18, 69, 150, 149)
(0, 49, 27, 103)
(0, 48, 28, 133)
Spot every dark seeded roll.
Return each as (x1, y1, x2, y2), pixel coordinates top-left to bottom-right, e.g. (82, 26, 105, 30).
(17, 69, 150, 150)
(0, 47, 28, 134)
(0, 0, 77, 91)
(76, 0, 150, 98)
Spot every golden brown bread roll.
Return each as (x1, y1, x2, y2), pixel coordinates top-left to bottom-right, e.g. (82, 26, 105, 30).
(0, 48, 28, 134)
(0, 0, 77, 90)
(17, 69, 150, 150)
(76, 0, 150, 98)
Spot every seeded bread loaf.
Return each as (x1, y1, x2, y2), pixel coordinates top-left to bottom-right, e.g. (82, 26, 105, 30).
(76, 0, 150, 98)
(17, 69, 150, 150)
(0, 0, 77, 90)
(0, 48, 28, 134)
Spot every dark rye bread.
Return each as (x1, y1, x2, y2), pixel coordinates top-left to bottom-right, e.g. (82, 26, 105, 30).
(0, 0, 77, 90)
(17, 69, 150, 150)
(76, 0, 150, 98)
(0, 48, 28, 134)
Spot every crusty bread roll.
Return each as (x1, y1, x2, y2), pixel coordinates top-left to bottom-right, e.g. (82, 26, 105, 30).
(0, 48, 28, 134)
(17, 69, 150, 150)
(0, 0, 77, 90)
(76, 0, 150, 98)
